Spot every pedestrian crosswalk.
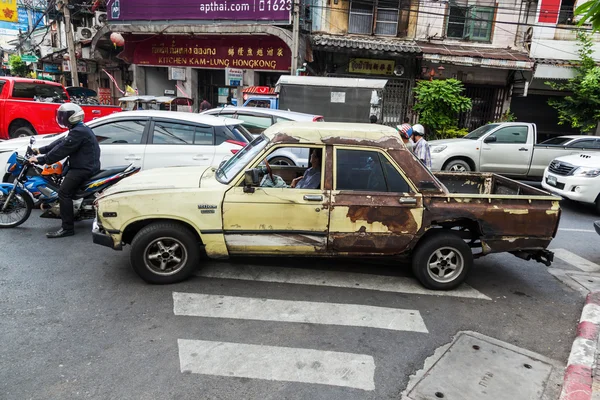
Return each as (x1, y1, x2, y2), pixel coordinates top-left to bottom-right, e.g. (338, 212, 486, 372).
(173, 264, 491, 392)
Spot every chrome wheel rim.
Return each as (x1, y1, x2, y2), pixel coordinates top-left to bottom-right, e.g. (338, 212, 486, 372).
(270, 158, 293, 166)
(0, 194, 28, 226)
(426, 246, 464, 283)
(449, 164, 468, 172)
(143, 237, 188, 276)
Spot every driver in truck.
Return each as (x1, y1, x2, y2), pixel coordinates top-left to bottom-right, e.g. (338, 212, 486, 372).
(291, 149, 322, 189)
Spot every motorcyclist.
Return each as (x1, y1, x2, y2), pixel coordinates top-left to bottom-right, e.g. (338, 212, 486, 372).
(28, 103, 101, 238)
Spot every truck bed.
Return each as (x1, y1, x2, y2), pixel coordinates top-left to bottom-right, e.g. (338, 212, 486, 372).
(434, 172, 553, 197)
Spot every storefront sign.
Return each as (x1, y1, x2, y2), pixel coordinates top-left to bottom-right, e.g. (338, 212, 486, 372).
(169, 67, 186, 81)
(225, 67, 243, 86)
(98, 88, 112, 105)
(129, 35, 291, 72)
(349, 58, 395, 76)
(43, 63, 61, 73)
(62, 61, 87, 73)
(107, 0, 291, 24)
(0, 0, 18, 22)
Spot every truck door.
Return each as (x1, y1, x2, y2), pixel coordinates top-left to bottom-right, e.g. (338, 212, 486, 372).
(0, 80, 6, 138)
(328, 147, 423, 255)
(479, 125, 533, 176)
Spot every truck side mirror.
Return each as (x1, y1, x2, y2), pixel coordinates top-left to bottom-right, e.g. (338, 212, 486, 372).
(243, 169, 260, 193)
(484, 135, 497, 144)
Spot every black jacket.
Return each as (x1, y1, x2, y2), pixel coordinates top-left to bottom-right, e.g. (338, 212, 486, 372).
(38, 123, 101, 174)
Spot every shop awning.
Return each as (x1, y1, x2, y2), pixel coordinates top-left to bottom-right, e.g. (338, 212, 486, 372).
(312, 34, 421, 54)
(419, 42, 534, 70)
(533, 64, 576, 80)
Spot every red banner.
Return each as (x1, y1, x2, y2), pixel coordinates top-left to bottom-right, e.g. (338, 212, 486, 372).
(129, 35, 291, 72)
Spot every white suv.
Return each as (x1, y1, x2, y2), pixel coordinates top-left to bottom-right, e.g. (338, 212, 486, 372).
(542, 153, 600, 213)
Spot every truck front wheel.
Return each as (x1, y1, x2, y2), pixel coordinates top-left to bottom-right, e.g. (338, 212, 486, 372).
(412, 232, 473, 290)
(444, 159, 471, 173)
(130, 222, 201, 284)
(10, 126, 35, 138)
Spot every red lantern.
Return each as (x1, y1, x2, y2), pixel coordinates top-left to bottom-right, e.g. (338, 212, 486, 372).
(110, 32, 125, 48)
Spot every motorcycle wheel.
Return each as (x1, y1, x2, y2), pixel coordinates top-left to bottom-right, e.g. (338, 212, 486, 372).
(0, 192, 34, 228)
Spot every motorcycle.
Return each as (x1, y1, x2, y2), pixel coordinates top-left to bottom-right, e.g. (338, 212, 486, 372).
(0, 137, 140, 228)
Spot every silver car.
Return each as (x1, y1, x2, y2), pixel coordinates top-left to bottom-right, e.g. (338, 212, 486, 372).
(202, 107, 324, 167)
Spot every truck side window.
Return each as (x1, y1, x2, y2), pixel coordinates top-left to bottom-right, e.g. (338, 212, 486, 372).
(12, 82, 68, 103)
(336, 149, 410, 193)
(491, 126, 528, 144)
(568, 139, 600, 149)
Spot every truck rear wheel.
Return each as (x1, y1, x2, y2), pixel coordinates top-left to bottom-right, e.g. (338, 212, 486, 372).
(412, 232, 473, 290)
(130, 222, 201, 284)
(10, 126, 35, 138)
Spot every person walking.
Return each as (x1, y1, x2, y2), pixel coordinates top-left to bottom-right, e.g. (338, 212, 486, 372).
(29, 103, 101, 238)
(412, 124, 431, 169)
(199, 97, 212, 111)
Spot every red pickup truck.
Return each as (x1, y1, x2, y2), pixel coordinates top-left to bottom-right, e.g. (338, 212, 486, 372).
(0, 77, 121, 140)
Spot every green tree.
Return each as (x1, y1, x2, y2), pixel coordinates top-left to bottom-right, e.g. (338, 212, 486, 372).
(8, 55, 29, 77)
(412, 79, 472, 137)
(575, 1, 600, 31)
(546, 32, 600, 133)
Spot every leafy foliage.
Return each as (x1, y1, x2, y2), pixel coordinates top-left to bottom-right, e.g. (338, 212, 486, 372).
(412, 79, 472, 135)
(546, 32, 600, 133)
(576, 0, 600, 31)
(434, 127, 469, 139)
(8, 55, 29, 77)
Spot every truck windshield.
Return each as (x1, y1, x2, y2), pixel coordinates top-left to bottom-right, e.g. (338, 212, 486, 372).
(464, 124, 500, 140)
(216, 134, 268, 184)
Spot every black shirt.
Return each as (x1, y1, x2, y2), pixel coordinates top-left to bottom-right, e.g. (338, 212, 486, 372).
(38, 123, 101, 174)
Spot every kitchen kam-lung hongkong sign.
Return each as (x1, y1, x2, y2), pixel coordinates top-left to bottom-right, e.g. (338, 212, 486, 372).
(107, 0, 291, 23)
(127, 35, 292, 72)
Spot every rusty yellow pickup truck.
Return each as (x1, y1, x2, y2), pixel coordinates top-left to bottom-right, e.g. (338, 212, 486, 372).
(93, 122, 561, 290)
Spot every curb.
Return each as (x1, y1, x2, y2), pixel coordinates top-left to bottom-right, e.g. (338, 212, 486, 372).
(560, 292, 600, 400)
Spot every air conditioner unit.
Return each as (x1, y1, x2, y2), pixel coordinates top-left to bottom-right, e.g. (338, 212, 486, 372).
(94, 11, 107, 27)
(75, 27, 97, 42)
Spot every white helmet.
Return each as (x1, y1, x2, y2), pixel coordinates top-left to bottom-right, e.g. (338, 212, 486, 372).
(56, 103, 85, 129)
(412, 124, 425, 136)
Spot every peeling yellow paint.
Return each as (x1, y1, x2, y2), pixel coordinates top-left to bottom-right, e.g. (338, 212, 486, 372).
(503, 209, 529, 215)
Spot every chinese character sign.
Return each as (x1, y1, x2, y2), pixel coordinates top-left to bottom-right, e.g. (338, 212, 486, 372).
(130, 35, 291, 72)
(349, 58, 396, 76)
(0, 0, 18, 22)
(107, 0, 291, 24)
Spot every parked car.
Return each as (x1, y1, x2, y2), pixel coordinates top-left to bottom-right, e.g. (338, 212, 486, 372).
(429, 122, 600, 179)
(542, 153, 600, 213)
(0, 110, 250, 182)
(0, 77, 122, 139)
(93, 122, 560, 290)
(202, 106, 324, 166)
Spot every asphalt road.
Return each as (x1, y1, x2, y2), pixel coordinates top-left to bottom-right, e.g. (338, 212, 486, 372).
(0, 200, 595, 400)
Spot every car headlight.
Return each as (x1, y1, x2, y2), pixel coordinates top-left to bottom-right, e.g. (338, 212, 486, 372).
(571, 167, 600, 177)
(431, 145, 447, 153)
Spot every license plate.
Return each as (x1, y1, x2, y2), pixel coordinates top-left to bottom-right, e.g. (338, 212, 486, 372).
(547, 175, 557, 186)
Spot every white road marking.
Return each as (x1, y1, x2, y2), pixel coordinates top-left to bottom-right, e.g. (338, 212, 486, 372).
(552, 249, 600, 272)
(178, 339, 376, 391)
(195, 264, 491, 300)
(173, 292, 428, 333)
(567, 337, 596, 368)
(558, 228, 596, 233)
(581, 303, 600, 325)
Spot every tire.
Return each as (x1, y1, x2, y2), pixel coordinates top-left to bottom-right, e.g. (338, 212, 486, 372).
(595, 197, 600, 215)
(0, 191, 33, 228)
(10, 126, 35, 139)
(412, 232, 473, 290)
(130, 222, 201, 284)
(444, 159, 471, 173)
(268, 156, 295, 166)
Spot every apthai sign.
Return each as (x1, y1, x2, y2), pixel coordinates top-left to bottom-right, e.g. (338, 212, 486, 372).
(349, 58, 395, 76)
(0, 0, 17, 23)
(126, 35, 291, 72)
(107, 0, 291, 24)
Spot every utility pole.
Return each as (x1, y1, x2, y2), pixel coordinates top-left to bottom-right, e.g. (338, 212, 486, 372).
(62, 0, 79, 86)
(291, 0, 300, 76)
